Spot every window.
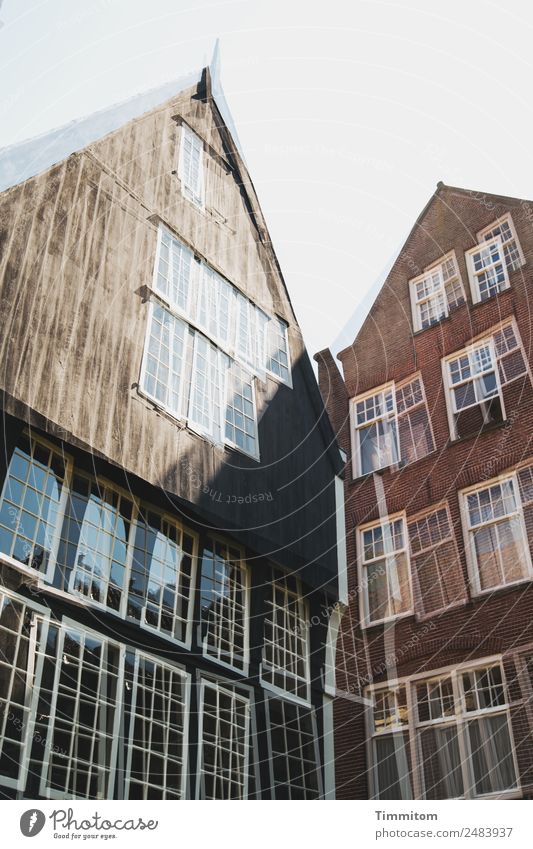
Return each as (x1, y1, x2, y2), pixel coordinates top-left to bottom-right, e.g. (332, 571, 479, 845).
(225, 364, 259, 457)
(129, 508, 197, 645)
(359, 515, 413, 627)
(266, 316, 291, 384)
(478, 214, 524, 274)
(443, 320, 529, 440)
(188, 333, 229, 443)
(197, 263, 233, 349)
(351, 376, 434, 477)
(266, 698, 321, 799)
(0, 434, 67, 576)
(0, 434, 200, 647)
(0, 590, 48, 791)
(197, 680, 251, 799)
(200, 539, 249, 671)
(235, 291, 268, 376)
(39, 624, 121, 799)
(153, 228, 195, 314)
(407, 505, 466, 616)
(466, 238, 509, 303)
(141, 302, 187, 419)
(66, 477, 134, 612)
(369, 686, 412, 799)
(462, 474, 533, 594)
(178, 124, 204, 208)
(368, 662, 518, 799)
(123, 651, 189, 799)
(410, 252, 465, 331)
(261, 569, 310, 702)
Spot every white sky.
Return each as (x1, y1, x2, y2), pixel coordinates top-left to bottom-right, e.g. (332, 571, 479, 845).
(1, 0, 533, 362)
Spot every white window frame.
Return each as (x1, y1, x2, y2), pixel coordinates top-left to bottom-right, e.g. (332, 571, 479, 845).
(409, 251, 465, 332)
(265, 696, 323, 799)
(443, 334, 505, 441)
(350, 382, 399, 478)
(0, 589, 51, 792)
(357, 512, 414, 629)
(366, 657, 521, 800)
(199, 536, 251, 674)
(465, 236, 510, 304)
(460, 471, 533, 597)
(178, 123, 205, 209)
(123, 650, 190, 800)
(407, 502, 466, 619)
(152, 225, 197, 318)
(196, 679, 251, 800)
(260, 570, 311, 706)
(38, 619, 124, 801)
(265, 315, 292, 387)
(224, 363, 260, 460)
(477, 213, 525, 274)
(139, 299, 189, 422)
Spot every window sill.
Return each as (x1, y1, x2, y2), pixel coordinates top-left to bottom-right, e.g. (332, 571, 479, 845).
(471, 575, 533, 599)
(360, 610, 414, 631)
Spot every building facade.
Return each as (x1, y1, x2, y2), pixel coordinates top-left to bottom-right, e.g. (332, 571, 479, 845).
(0, 58, 345, 800)
(317, 183, 533, 800)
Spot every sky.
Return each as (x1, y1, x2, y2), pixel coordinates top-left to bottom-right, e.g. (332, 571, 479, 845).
(1, 0, 533, 363)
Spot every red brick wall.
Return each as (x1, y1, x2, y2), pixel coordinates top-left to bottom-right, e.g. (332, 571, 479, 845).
(318, 186, 533, 799)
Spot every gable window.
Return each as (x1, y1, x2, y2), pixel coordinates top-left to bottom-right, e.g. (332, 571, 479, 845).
(462, 474, 533, 594)
(178, 124, 204, 208)
(225, 364, 258, 457)
(407, 504, 466, 617)
(197, 680, 251, 799)
(154, 228, 195, 314)
(266, 698, 322, 799)
(478, 214, 524, 274)
(351, 375, 434, 478)
(410, 252, 465, 331)
(142, 303, 187, 419)
(188, 334, 229, 443)
(367, 661, 518, 800)
(261, 569, 310, 702)
(466, 238, 510, 303)
(443, 320, 529, 440)
(200, 539, 249, 671)
(359, 515, 413, 627)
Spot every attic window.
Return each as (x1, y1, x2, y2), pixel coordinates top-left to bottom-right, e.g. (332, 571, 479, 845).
(178, 125, 205, 209)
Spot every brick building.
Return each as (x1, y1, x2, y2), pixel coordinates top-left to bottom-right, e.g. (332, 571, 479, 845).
(317, 183, 533, 800)
(0, 52, 345, 800)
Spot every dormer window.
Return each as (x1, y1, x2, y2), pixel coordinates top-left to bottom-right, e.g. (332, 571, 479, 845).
(466, 214, 524, 304)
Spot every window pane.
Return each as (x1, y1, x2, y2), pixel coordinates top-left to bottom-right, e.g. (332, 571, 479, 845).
(467, 715, 516, 795)
(419, 726, 464, 799)
(373, 734, 412, 799)
(199, 683, 250, 799)
(200, 540, 248, 670)
(268, 699, 321, 799)
(262, 569, 309, 700)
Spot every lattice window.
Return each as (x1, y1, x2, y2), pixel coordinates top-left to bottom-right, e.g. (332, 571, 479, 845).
(235, 292, 268, 375)
(262, 569, 309, 700)
(266, 317, 291, 384)
(266, 698, 321, 799)
(200, 539, 249, 671)
(408, 505, 466, 616)
(178, 124, 204, 208)
(141, 303, 187, 418)
(128, 508, 196, 644)
(478, 214, 524, 273)
(40, 624, 121, 799)
(0, 434, 67, 575)
(197, 263, 233, 349)
(0, 591, 46, 790)
(410, 252, 465, 331)
(396, 377, 435, 465)
(360, 516, 412, 626)
(123, 651, 188, 799)
(198, 681, 250, 799)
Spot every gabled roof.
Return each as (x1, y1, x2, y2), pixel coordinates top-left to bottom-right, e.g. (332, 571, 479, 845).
(0, 40, 246, 195)
(336, 181, 531, 362)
